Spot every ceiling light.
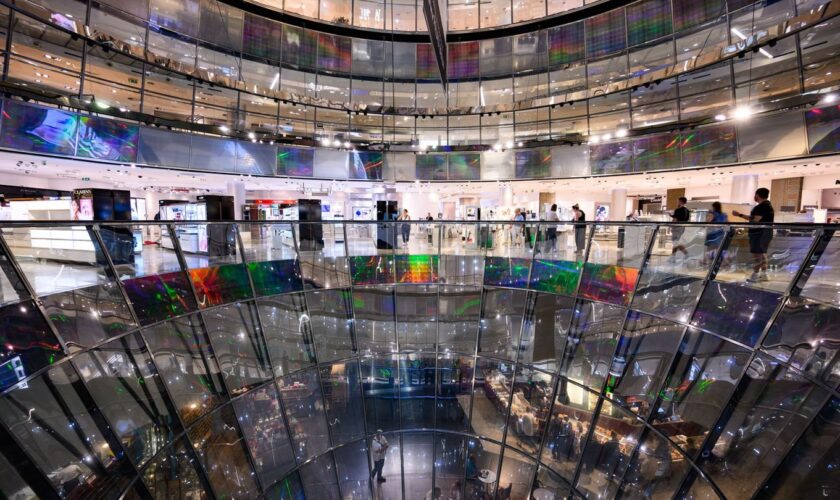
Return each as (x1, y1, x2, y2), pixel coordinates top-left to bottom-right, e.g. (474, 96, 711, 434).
(822, 93, 838, 105)
(590, 135, 601, 144)
(714, 113, 727, 121)
(603, 133, 612, 141)
(732, 105, 753, 121)
(93, 100, 109, 110)
(247, 132, 256, 140)
(343, 141, 350, 149)
(219, 125, 230, 133)
(505, 140, 513, 149)
(517, 142, 523, 147)
(332, 139, 341, 147)
(615, 128, 628, 138)
(320, 137, 331, 146)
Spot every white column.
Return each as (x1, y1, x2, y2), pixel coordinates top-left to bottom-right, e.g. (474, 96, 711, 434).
(731, 175, 758, 204)
(611, 188, 628, 221)
(227, 181, 246, 220)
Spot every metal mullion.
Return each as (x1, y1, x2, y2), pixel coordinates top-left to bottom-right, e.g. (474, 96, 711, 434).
(490, 226, 538, 499)
(2, 8, 13, 82)
(0, 415, 62, 499)
(747, 389, 835, 500)
(567, 221, 606, 488)
(76, 0, 91, 99)
(611, 223, 735, 494)
(286, 221, 343, 492)
(525, 374, 564, 495)
(431, 223, 442, 493)
(676, 225, 828, 497)
(166, 223, 251, 493)
(228, 223, 286, 497)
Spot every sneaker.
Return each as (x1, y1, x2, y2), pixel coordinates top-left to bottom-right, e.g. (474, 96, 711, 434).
(759, 272, 770, 282)
(747, 272, 760, 283)
(377, 477, 386, 483)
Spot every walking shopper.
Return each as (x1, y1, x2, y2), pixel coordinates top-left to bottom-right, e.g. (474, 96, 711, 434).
(669, 197, 690, 260)
(370, 430, 389, 483)
(733, 188, 774, 282)
(545, 203, 560, 252)
(704, 202, 728, 265)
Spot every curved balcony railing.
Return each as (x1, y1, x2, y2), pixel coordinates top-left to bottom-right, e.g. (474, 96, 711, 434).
(0, 97, 837, 183)
(0, 220, 837, 499)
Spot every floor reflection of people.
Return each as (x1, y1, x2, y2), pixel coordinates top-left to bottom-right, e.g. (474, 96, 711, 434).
(370, 430, 389, 483)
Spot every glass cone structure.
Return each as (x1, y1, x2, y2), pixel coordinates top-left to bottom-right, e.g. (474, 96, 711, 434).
(0, 220, 838, 499)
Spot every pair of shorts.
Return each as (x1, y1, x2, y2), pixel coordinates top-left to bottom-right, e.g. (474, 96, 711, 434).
(671, 227, 685, 243)
(749, 230, 773, 254)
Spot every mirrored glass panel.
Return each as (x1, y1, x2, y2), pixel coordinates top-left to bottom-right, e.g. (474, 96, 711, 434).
(73, 332, 179, 468)
(142, 313, 227, 424)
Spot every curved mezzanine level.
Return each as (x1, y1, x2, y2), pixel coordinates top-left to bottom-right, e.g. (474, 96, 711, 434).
(1, 0, 838, 156)
(0, 220, 838, 499)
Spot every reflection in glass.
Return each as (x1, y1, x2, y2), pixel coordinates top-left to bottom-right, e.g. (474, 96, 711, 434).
(542, 378, 595, 482)
(0, 363, 134, 498)
(691, 281, 782, 347)
(299, 452, 340, 499)
(399, 353, 436, 429)
(362, 356, 400, 432)
(763, 296, 840, 389)
(617, 428, 691, 499)
(608, 312, 685, 420)
(696, 354, 829, 498)
(471, 357, 514, 442)
(334, 440, 370, 499)
(354, 286, 397, 353)
(504, 367, 555, 455)
(0, 299, 63, 391)
(203, 302, 272, 394)
(402, 432, 434, 499)
(434, 433, 466, 497)
(761, 396, 840, 499)
(258, 294, 317, 376)
(141, 437, 207, 499)
(438, 285, 480, 353)
(558, 300, 625, 390)
(143, 313, 227, 424)
(307, 288, 355, 362)
(521, 292, 575, 371)
(278, 367, 331, 462)
(576, 399, 644, 499)
(73, 332, 178, 468)
(497, 447, 537, 499)
(478, 288, 527, 360)
(321, 360, 366, 445)
(436, 354, 474, 432)
(648, 328, 751, 455)
(233, 383, 296, 488)
(42, 283, 136, 351)
(396, 285, 437, 352)
(188, 405, 259, 498)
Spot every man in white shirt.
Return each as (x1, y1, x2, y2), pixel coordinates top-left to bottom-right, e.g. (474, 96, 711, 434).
(370, 430, 389, 483)
(545, 204, 560, 252)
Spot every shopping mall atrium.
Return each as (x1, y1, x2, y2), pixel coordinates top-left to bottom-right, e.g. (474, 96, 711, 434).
(1, 0, 840, 498)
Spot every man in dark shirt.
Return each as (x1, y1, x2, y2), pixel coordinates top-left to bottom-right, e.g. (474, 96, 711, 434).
(733, 188, 774, 282)
(572, 204, 587, 253)
(670, 197, 690, 259)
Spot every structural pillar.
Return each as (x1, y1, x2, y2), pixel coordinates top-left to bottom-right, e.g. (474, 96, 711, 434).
(611, 188, 627, 220)
(227, 181, 246, 220)
(731, 174, 758, 204)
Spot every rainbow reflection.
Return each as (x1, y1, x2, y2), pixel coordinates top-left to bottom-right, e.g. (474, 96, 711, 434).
(396, 254, 439, 283)
(190, 264, 253, 308)
(123, 271, 197, 325)
(578, 263, 639, 306)
(350, 255, 395, 285)
(247, 260, 303, 296)
(484, 256, 530, 288)
(529, 259, 582, 296)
